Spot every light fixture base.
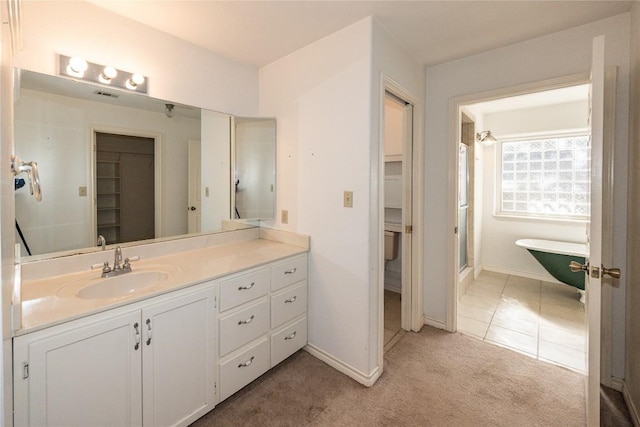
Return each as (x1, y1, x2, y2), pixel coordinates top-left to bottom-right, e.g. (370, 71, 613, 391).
(58, 54, 148, 94)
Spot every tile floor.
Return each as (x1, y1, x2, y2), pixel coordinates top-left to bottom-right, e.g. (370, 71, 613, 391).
(384, 290, 404, 352)
(457, 270, 587, 373)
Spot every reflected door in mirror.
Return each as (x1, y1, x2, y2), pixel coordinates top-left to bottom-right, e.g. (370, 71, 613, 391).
(96, 132, 155, 244)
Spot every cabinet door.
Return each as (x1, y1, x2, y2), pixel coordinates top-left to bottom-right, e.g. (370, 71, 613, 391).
(13, 311, 142, 426)
(142, 288, 215, 427)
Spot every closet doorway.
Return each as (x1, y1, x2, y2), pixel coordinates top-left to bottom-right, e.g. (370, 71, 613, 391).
(382, 86, 416, 353)
(94, 131, 156, 245)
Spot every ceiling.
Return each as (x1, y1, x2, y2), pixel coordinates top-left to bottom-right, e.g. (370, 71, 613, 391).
(88, 1, 634, 68)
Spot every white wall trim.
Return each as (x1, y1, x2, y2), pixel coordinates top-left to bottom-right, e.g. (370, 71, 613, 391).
(423, 315, 446, 330)
(482, 264, 564, 285)
(622, 380, 640, 426)
(304, 344, 382, 387)
(610, 376, 624, 392)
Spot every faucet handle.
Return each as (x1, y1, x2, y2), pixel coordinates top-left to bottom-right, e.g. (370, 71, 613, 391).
(123, 256, 139, 271)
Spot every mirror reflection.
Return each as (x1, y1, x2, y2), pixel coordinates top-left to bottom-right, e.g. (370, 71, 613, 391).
(233, 117, 276, 221)
(14, 69, 274, 260)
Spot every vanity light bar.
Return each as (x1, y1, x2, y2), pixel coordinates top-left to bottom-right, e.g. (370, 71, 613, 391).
(58, 54, 148, 94)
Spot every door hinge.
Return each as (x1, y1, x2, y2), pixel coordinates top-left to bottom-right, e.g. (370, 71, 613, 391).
(405, 225, 413, 234)
(22, 362, 29, 379)
(454, 226, 458, 234)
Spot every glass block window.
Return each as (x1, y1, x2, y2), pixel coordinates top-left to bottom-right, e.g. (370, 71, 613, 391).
(500, 135, 590, 219)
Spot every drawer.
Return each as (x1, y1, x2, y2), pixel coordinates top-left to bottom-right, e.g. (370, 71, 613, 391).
(271, 316, 307, 367)
(271, 255, 307, 292)
(219, 337, 269, 401)
(219, 299, 270, 357)
(271, 281, 307, 329)
(219, 268, 270, 312)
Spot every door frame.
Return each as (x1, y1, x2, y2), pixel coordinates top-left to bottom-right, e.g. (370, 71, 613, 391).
(90, 126, 162, 243)
(377, 74, 424, 366)
(447, 69, 616, 392)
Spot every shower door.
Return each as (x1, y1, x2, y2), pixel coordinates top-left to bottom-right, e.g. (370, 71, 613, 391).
(458, 144, 469, 272)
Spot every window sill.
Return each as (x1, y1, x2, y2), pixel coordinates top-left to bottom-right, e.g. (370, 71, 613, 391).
(493, 212, 589, 225)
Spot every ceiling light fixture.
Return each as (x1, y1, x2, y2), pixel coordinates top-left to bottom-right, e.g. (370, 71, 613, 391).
(164, 103, 175, 118)
(58, 54, 148, 94)
(476, 130, 498, 146)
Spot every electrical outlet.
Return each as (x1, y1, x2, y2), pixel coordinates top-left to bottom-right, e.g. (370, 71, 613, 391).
(205, 187, 210, 197)
(78, 186, 87, 197)
(344, 191, 353, 208)
(281, 209, 288, 224)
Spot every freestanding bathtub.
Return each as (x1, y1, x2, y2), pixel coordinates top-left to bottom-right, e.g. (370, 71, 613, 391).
(515, 239, 588, 291)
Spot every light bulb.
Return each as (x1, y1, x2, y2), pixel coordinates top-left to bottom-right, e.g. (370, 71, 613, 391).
(126, 73, 145, 90)
(99, 66, 117, 84)
(66, 56, 88, 77)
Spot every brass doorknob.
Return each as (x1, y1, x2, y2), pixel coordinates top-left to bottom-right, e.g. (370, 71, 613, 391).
(602, 266, 621, 279)
(569, 261, 589, 273)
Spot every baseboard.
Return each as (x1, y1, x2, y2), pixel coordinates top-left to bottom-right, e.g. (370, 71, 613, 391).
(482, 264, 563, 284)
(610, 377, 624, 392)
(622, 381, 640, 427)
(384, 282, 402, 294)
(303, 343, 382, 387)
(423, 315, 447, 331)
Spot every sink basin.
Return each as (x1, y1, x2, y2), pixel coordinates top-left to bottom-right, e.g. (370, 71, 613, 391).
(77, 271, 170, 300)
(55, 264, 181, 300)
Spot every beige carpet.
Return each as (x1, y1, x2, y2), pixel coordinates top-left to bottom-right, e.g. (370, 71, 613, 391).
(193, 326, 585, 426)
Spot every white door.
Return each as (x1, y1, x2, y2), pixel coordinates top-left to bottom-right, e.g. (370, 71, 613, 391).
(142, 288, 215, 427)
(585, 34, 610, 426)
(13, 311, 143, 426)
(188, 140, 202, 233)
(401, 101, 414, 331)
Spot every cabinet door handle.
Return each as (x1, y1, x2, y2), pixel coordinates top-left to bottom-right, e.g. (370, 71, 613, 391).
(146, 319, 152, 345)
(238, 356, 255, 368)
(238, 315, 255, 325)
(285, 296, 297, 303)
(284, 331, 297, 341)
(284, 268, 297, 275)
(134, 322, 140, 350)
(238, 282, 255, 291)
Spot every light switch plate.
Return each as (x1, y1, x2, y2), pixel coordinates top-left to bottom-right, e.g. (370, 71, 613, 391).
(78, 186, 87, 197)
(344, 191, 353, 208)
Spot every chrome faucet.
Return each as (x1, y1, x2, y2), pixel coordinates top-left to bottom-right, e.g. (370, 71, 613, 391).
(113, 246, 123, 271)
(97, 235, 106, 251)
(95, 246, 138, 278)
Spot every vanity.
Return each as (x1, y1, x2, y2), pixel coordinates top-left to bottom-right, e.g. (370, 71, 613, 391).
(10, 59, 296, 426)
(13, 230, 309, 426)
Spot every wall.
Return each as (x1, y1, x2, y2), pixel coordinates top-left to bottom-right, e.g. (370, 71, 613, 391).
(626, 3, 640, 421)
(480, 100, 589, 280)
(14, 88, 201, 255)
(425, 13, 630, 378)
(259, 17, 422, 382)
(13, 1, 258, 116)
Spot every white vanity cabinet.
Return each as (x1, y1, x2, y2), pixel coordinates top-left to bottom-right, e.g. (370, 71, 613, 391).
(217, 254, 308, 402)
(13, 286, 216, 427)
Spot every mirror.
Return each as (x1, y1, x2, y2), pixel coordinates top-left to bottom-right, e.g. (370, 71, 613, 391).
(14, 69, 274, 260)
(233, 117, 276, 221)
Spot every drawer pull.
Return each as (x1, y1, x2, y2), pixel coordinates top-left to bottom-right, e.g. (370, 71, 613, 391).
(238, 315, 255, 325)
(238, 356, 255, 368)
(285, 296, 297, 303)
(146, 319, 152, 346)
(284, 331, 297, 341)
(238, 281, 255, 291)
(284, 268, 297, 275)
(134, 322, 140, 350)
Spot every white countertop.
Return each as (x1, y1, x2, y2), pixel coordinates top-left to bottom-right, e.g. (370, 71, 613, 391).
(20, 238, 308, 334)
